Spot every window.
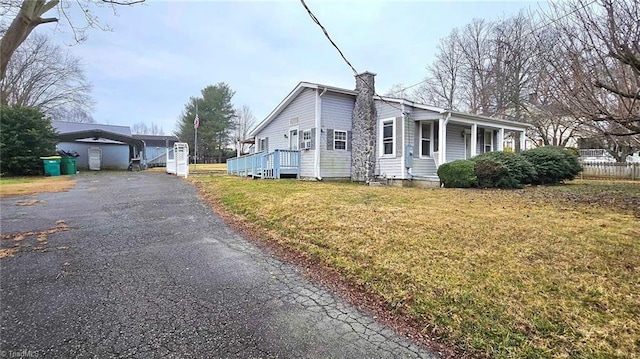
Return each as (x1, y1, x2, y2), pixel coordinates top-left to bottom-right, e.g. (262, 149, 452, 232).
(334, 130, 347, 150)
(421, 122, 431, 157)
(303, 130, 311, 141)
(484, 130, 493, 152)
(259, 138, 267, 152)
(382, 119, 394, 155)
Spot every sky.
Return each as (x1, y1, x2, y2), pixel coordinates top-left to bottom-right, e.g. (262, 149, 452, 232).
(44, 0, 543, 135)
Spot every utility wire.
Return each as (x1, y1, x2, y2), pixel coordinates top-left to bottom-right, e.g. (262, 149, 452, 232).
(299, 0, 406, 113)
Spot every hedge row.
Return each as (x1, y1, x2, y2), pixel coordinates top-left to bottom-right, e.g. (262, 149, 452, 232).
(437, 147, 582, 188)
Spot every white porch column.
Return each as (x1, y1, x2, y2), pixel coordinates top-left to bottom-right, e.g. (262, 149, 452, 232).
(519, 130, 526, 152)
(470, 124, 477, 157)
(438, 118, 446, 165)
(497, 128, 504, 151)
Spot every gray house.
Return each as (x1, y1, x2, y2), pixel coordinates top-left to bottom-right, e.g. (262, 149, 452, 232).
(229, 72, 530, 186)
(53, 121, 144, 170)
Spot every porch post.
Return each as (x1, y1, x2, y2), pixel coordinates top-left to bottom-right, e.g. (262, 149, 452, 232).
(519, 130, 526, 152)
(438, 118, 446, 165)
(497, 128, 504, 151)
(470, 124, 477, 157)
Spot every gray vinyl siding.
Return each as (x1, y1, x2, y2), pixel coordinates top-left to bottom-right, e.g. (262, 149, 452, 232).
(446, 123, 467, 162)
(56, 142, 130, 170)
(375, 100, 404, 178)
(320, 92, 354, 178)
(254, 88, 316, 177)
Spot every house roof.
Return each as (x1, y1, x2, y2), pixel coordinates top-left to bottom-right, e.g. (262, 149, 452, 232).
(52, 121, 132, 136)
(249, 82, 529, 137)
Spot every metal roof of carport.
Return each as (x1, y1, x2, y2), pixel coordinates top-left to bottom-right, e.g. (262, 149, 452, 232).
(57, 129, 145, 149)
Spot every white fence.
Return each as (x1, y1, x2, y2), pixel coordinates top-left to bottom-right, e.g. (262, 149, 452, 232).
(581, 162, 640, 181)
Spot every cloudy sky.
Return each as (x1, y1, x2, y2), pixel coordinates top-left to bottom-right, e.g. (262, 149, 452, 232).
(45, 0, 542, 135)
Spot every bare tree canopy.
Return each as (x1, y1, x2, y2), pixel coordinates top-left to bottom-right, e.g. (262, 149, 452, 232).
(232, 104, 256, 155)
(0, 0, 145, 80)
(541, 0, 639, 137)
(0, 32, 94, 122)
(413, 0, 639, 159)
(131, 121, 165, 135)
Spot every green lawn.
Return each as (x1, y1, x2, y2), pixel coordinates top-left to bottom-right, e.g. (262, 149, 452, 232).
(190, 176, 639, 358)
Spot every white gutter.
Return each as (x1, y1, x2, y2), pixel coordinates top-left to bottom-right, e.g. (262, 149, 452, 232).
(401, 103, 406, 179)
(315, 87, 327, 180)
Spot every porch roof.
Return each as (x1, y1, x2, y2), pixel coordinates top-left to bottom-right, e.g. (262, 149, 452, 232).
(250, 81, 530, 137)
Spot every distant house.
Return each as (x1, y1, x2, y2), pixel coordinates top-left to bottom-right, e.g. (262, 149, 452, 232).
(228, 72, 530, 186)
(53, 121, 145, 170)
(132, 134, 179, 167)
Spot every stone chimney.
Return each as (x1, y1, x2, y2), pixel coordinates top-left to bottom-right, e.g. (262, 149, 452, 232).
(351, 71, 377, 182)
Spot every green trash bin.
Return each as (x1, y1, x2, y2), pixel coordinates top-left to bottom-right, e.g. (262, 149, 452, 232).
(60, 157, 77, 175)
(40, 156, 61, 176)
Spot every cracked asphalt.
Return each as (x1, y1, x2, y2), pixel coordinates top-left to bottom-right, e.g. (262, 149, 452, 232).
(0, 172, 437, 358)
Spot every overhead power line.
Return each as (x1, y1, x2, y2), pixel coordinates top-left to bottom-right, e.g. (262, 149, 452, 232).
(299, 0, 406, 113)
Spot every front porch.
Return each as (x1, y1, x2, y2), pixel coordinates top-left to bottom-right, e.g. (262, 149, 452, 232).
(412, 118, 527, 168)
(227, 150, 300, 179)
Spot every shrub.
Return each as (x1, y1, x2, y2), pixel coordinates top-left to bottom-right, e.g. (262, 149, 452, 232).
(437, 160, 477, 188)
(471, 151, 537, 188)
(521, 146, 582, 185)
(0, 106, 58, 176)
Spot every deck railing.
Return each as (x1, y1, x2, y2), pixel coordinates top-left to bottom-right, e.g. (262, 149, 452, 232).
(227, 150, 299, 179)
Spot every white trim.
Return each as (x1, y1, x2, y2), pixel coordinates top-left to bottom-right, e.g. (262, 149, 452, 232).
(471, 124, 477, 158)
(463, 130, 472, 159)
(333, 130, 347, 150)
(401, 104, 406, 178)
(379, 117, 395, 158)
(288, 127, 299, 150)
(497, 128, 505, 151)
(484, 129, 494, 152)
(314, 88, 324, 179)
(419, 121, 432, 158)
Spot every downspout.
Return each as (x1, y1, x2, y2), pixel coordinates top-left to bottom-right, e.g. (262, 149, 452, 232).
(401, 103, 406, 179)
(315, 87, 327, 180)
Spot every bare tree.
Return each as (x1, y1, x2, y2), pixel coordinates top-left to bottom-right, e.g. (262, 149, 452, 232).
(131, 121, 164, 135)
(0, 32, 94, 121)
(416, 29, 463, 110)
(541, 0, 639, 137)
(232, 105, 256, 155)
(0, 0, 145, 80)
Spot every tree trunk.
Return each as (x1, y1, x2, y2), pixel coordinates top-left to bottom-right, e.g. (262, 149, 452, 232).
(0, 0, 59, 81)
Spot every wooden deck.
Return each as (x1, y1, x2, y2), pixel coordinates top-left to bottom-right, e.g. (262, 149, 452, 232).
(227, 150, 300, 179)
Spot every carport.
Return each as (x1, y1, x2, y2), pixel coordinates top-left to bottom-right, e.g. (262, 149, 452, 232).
(57, 129, 146, 170)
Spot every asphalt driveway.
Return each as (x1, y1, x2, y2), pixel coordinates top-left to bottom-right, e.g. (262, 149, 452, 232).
(0, 172, 436, 358)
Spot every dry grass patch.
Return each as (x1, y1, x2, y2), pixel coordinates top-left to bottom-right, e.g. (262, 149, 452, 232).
(0, 220, 71, 258)
(0, 176, 77, 198)
(192, 175, 639, 358)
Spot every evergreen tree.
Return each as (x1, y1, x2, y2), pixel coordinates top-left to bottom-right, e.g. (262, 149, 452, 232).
(0, 105, 58, 175)
(176, 83, 236, 162)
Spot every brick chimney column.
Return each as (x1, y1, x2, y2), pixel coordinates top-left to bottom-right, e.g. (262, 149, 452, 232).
(351, 71, 377, 182)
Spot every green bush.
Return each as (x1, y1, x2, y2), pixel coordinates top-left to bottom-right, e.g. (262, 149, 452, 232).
(471, 151, 537, 188)
(0, 106, 58, 176)
(437, 160, 477, 188)
(521, 146, 582, 185)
